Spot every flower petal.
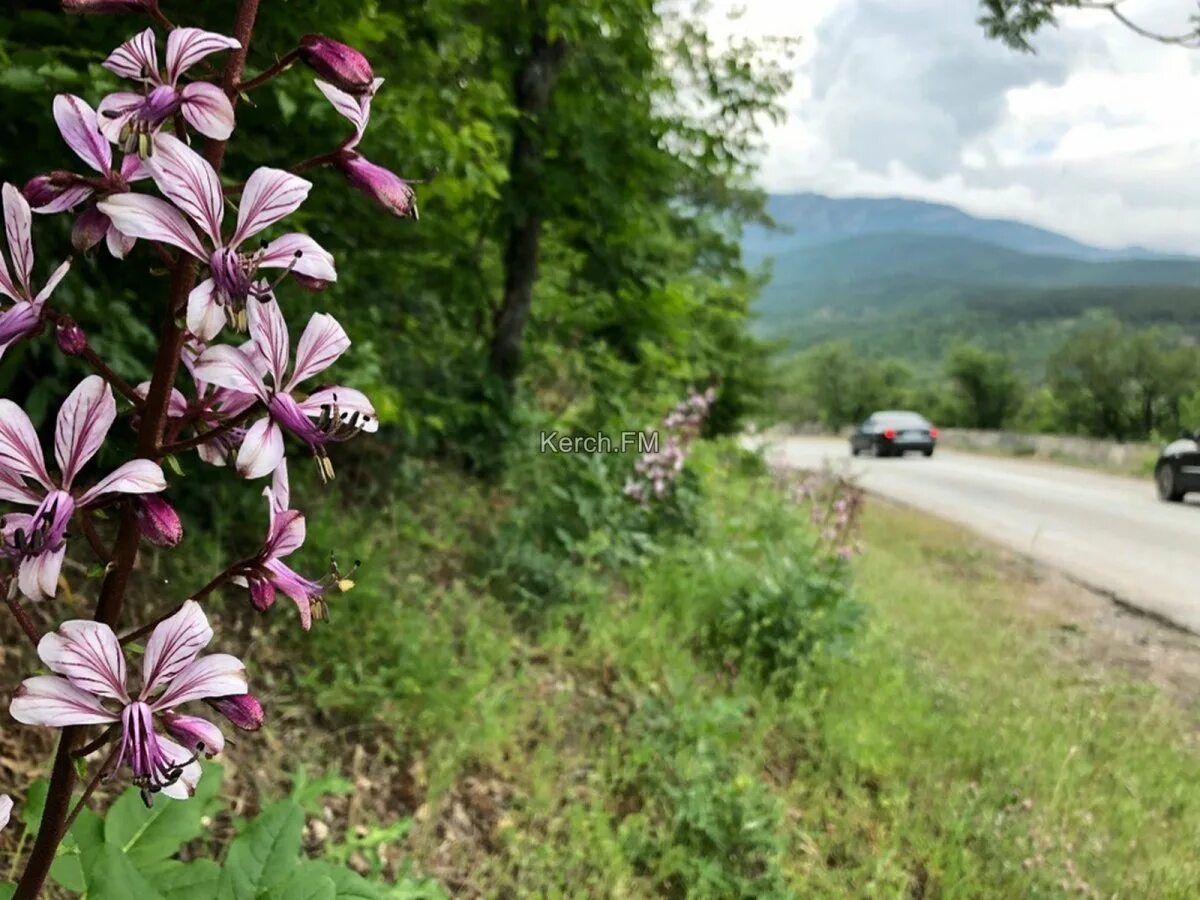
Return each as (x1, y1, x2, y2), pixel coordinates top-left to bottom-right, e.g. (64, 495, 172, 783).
(266, 457, 290, 513)
(297, 387, 378, 433)
(259, 233, 336, 284)
(247, 296, 289, 389)
(10, 675, 119, 727)
(288, 313, 349, 388)
(95, 92, 142, 145)
(265, 508, 305, 560)
(97, 194, 207, 260)
(235, 417, 284, 480)
(0, 794, 11, 831)
(39, 619, 129, 701)
(55, 375, 116, 489)
(103, 28, 159, 82)
(163, 713, 225, 756)
(193, 344, 266, 398)
(34, 259, 72, 305)
(32, 184, 95, 215)
(146, 134, 224, 244)
(165, 28, 240, 83)
(3, 184, 33, 293)
(157, 736, 204, 800)
(186, 278, 224, 341)
(53, 94, 112, 174)
(152, 654, 247, 709)
(0, 467, 41, 505)
(77, 458, 167, 506)
(18, 546, 66, 601)
(105, 224, 137, 260)
(230, 169, 312, 247)
(180, 82, 236, 142)
(143, 600, 212, 700)
(0, 399, 51, 487)
(315, 78, 380, 148)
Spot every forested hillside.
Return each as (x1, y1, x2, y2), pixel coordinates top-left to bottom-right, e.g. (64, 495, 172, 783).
(752, 193, 1200, 367)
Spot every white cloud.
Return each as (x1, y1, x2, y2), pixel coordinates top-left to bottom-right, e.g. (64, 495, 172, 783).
(714, 0, 1200, 252)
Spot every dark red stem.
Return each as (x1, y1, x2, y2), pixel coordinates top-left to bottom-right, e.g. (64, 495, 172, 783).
(6, 593, 41, 649)
(12, 3, 262, 896)
(119, 561, 250, 646)
(237, 47, 300, 93)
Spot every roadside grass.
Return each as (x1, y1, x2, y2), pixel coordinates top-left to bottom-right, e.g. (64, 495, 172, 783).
(799, 504, 1200, 897)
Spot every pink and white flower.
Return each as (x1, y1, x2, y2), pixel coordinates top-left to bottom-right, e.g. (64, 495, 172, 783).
(98, 28, 240, 150)
(98, 134, 336, 340)
(193, 297, 377, 480)
(0, 376, 167, 599)
(25, 95, 149, 257)
(235, 462, 327, 630)
(136, 337, 262, 466)
(0, 794, 11, 832)
(316, 78, 417, 218)
(0, 184, 71, 359)
(10, 601, 246, 803)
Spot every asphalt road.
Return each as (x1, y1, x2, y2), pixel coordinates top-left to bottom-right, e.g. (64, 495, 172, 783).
(765, 436, 1200, 633)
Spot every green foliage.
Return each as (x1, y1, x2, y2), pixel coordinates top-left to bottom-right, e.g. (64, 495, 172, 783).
(23, 764, 442, 900)
(619, 695, 791, 899)
(1046, 314, 1199, 439)
(944, 341, 1023, 428)
(702, 552, 861, 695)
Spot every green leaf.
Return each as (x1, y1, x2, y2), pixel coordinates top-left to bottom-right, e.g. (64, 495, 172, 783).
(19, 779, 48, 832)
(84, 844, 165, 900)
(217, 801, 304, 900)
(263, 867, 336, 900)
(157, 859, 222, 900)
(0, 881, 14, 900)
(104, 762, 223, 867)
(165, 454, 185, 477)
(302, 863, 388, 900)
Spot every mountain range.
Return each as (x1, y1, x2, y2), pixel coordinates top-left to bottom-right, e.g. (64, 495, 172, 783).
(749, 193, 1200, 368)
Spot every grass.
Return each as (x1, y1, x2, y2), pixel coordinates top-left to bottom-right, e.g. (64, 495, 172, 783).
(799, 504, 1200, 897)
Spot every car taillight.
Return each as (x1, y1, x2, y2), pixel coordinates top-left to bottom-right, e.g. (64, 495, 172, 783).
(883, 428, 896, 439)
(929, 427, 939, 438)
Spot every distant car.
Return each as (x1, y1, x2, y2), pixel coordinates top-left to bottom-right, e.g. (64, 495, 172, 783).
(850, 411, 938, 458)
(1154, 430, 1200, 502)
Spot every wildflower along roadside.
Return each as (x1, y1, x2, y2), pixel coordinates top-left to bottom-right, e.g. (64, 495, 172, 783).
(2, 3, 417, 897)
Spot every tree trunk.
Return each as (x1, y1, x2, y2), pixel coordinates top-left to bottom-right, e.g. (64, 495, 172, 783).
(488, 12, 566, 387)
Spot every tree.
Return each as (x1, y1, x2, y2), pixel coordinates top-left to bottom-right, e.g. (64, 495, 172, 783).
(944, 342, 1023, 429)
(980, 0, 1200, 52)
(1044, 317, 1200, 439)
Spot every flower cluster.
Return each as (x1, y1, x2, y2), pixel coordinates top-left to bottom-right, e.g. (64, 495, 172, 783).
(1, 10, 412, 878)
(624, 387, 717, 504)
(782, 467, 864, 562)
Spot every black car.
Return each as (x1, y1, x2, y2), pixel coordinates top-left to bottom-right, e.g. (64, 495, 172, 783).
(850, 411, 938, 458)
(1154, 431, 1200, 502)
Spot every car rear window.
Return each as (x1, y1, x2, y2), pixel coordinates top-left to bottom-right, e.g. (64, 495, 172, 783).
(877, 413, 928, 428)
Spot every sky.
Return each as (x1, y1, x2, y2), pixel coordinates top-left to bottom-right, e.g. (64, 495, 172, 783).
(705, 0, 1200, 253)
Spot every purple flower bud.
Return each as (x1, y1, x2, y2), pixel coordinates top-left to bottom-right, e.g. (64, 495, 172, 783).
(249, 577, 276, 612)
(72, 206, 110, 252)
(55, 317, 87, 356)
(135, 495, 182, 548)
(206, 693, 265, 731)
(62, 0, 156, 13)
(22, 173, 75, 209)
(298, 34, 375, 95)
(335, 153, 418, 219)
(162, 712, 225, 756)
